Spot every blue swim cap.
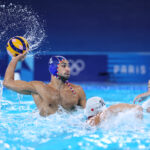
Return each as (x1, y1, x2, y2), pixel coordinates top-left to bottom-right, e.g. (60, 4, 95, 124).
(49, 56, 67, 76)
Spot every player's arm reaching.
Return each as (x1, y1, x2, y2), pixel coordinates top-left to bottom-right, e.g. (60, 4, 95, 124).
(3, 53, 37, 95)
(133, 80, 150, 104)
(133, 92, 150, 104)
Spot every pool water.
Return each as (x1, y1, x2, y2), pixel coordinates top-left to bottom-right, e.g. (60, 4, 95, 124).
(0, 82, 150, 150)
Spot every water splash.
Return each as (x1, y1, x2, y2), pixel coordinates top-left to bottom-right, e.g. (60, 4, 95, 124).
(17, 93, 23, 110)
(1, 84, 150, 150)
(0, 2, 46, 51)
(100, 109, 143, 130)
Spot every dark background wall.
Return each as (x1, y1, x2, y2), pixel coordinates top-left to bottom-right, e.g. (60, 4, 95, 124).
(1, 0, 150, 82)
(1, 0, 150, 52)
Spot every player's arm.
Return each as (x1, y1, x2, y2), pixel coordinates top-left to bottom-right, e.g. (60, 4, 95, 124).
(87, 112, 102, 126)
(3, 53, 37, 95)
(133, 92, 150, 104)
(77, 86, 86, 108)
(134, 80, 150, 104)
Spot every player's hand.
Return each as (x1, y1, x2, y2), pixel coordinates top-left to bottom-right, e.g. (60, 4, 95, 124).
(13, 51, 28, 61)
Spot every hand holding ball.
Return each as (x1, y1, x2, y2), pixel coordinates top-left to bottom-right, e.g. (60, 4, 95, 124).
(6, 36, 29, 57)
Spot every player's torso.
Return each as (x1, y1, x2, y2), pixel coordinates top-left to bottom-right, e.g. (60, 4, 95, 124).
(59, 84, 79, 110)
(32, 83, 59, 116)
(32, 82, 79, 115)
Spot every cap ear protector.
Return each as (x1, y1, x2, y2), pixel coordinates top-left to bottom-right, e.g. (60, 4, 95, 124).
(49, 56, 66, 76)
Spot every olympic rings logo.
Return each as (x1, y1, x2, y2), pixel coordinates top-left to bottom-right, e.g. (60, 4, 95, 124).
(69, 59, 85, 76)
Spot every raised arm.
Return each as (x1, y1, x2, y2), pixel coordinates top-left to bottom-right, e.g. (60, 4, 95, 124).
(133, 80, 150, 104)
(77, 86, 86, 108)
(133, 92, 150, 104)
(3, 53, 37, 95)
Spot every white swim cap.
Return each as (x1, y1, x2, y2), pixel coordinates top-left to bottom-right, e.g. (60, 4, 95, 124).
(84, 96, 106, 118)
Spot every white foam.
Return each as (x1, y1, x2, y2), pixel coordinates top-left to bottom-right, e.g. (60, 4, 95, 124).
(100, 108, 143, 130)
(142, 99, 150, 109)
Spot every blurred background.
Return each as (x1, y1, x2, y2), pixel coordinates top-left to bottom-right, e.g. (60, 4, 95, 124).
(0, 0, 150, 83)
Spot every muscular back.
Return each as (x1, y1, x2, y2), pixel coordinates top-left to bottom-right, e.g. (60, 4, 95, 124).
(106, 103, 142, 114)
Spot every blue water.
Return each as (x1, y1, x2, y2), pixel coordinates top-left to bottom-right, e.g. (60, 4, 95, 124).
(0, 82, 150, 150)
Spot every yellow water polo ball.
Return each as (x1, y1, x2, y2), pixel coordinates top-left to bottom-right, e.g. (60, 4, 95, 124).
(6, 36, 29, 57)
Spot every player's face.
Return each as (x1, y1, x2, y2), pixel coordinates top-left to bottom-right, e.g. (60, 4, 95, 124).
(57, 60, 70, 79)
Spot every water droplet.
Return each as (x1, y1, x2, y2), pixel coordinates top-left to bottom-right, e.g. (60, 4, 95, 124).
(0, 3, 46, 52)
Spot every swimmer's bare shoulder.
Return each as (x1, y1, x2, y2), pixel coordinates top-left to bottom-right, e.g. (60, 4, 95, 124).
(105, 103, 143, 120)
(26, 81, 58, 97)
(29, 81, 48, 92)
(69, 83, 86, 108)
(107, 103, 142, 112)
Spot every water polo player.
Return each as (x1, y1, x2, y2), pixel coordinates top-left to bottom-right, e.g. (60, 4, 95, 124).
(3, 53, 86, 116)
(85, 97, 143, 126)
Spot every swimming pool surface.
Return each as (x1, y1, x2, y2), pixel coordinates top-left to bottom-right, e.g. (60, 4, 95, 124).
(0, 82, 150, 150)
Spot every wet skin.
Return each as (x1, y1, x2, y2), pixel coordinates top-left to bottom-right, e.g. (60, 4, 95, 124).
(87, 103, 143, 126)
(3, 53, 86, 116)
